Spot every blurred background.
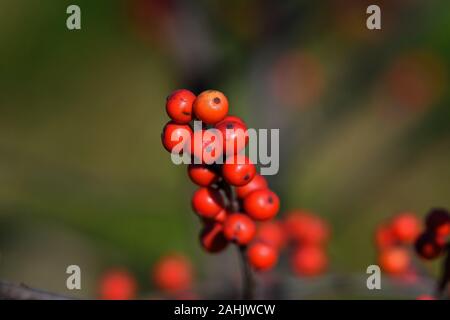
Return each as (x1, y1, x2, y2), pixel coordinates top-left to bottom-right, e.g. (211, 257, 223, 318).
(0, 0, 449, 299)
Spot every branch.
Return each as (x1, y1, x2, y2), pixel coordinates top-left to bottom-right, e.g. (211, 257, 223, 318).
(0, 280, 74, 300)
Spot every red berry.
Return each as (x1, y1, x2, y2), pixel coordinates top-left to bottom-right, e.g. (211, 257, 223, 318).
(236, 174, 268, 199)
(161, 121, 192, 153)
(255, 221, 286, 250)
(201, 209, 228, 225)
(220, 115, 246, 126)
(165, 89, 196, 124)
(200, 222, 229, 253)
(99, 269, 137, 300)
(291, 245, 327, 277)
(222, 155, 256, 186)
(193, 90, 229, 124)
(390, 213, 421, 243)
(284, 210, 330, 245)
(215, 119, 248, 156)
(191, 187, 224, 219)
(425, 208, 450, 237)
(188, 164, 218, 187)
(153, 254, 193, 293)
(247, 242, 278, 271)
(374, 224, 397, 249)
(190, 129, 223, 164)
(414, 231, 444, 260)
(378, 247, 410, 275)
(223, 213, 256, 245)
(416, 294, 436, 300)
(244, 189, 280, 221)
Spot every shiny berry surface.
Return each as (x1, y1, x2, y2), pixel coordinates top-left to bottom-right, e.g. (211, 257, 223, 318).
(191, 187, 224, 219)
(247, 242, 278, 271)
(165, 89, 196, 124)
(244, 189, 279, 221)
(223, 213, 256, 245)
(193, 90, 229, 124)
(222, 155, 256, 186)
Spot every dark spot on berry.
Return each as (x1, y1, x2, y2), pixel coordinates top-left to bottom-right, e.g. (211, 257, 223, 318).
(213, 97, 221, 104)
(226, 123, 234, 129)
(267, 196, 273, 204)
(182, 111, 191, 115)
(244, 174, 250, 181)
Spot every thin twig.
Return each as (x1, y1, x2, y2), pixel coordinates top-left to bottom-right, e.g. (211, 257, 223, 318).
(0, 281, 74, 300)
(238, 245, 255, 300)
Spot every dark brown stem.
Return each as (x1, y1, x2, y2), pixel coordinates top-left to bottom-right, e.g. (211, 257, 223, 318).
(0, 281, 74, 300)
(238, 245, 255, 300)
(218, 177, 255, 299)
(436, 243, 450, 299)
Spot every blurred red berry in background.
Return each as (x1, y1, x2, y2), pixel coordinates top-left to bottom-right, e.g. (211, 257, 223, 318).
(284, 210, 330, 245)
(153, 254, 193, 293)
(255, 221, 286, 250)
(99, 268, 137, 300)
(390, 212, 421, 244)
(378, 247, 411, 275)
(291, 245, 328, 277)
(375, 224, 397, 249)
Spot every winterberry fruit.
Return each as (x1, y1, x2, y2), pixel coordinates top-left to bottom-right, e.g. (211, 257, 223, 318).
(247, 242, 278, 271)
(165, 89, 196, 124)
(193, 90, 229, 124)
(244, 189, 280, 221)
(255, 221, 286, 250)
(374, 224, 397, 249)
(153, 254, 193, 293)
(291, 245, 327, 277)
(284, 210, 330, 245)
(390, 213, 421, 243)
(200, 222, 229, 253)
(223, 213, 256, 245)
(215, 119, 248, 156)
(222, 155, 256, 186)
(378, 247, 410, 275)
(414, 231, 444, 260)
(188, 164, 218, 187)
(220, 115, 246, 126)
(161, 121, 192, 153)
(235, 174, 268, 199)
(191, 187, 224, 219)
(201, 209, 227, 225)
(99, 269, 137, 300)
(190, 129, 223, 164)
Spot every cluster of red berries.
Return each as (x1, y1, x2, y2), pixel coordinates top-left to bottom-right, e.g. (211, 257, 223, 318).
(374, 212, 421, 275)
(99, 254, 194, 300)
(161, 89, 280, 272)
(414, 208, 450, 261)
(284, 210, 330, 276)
